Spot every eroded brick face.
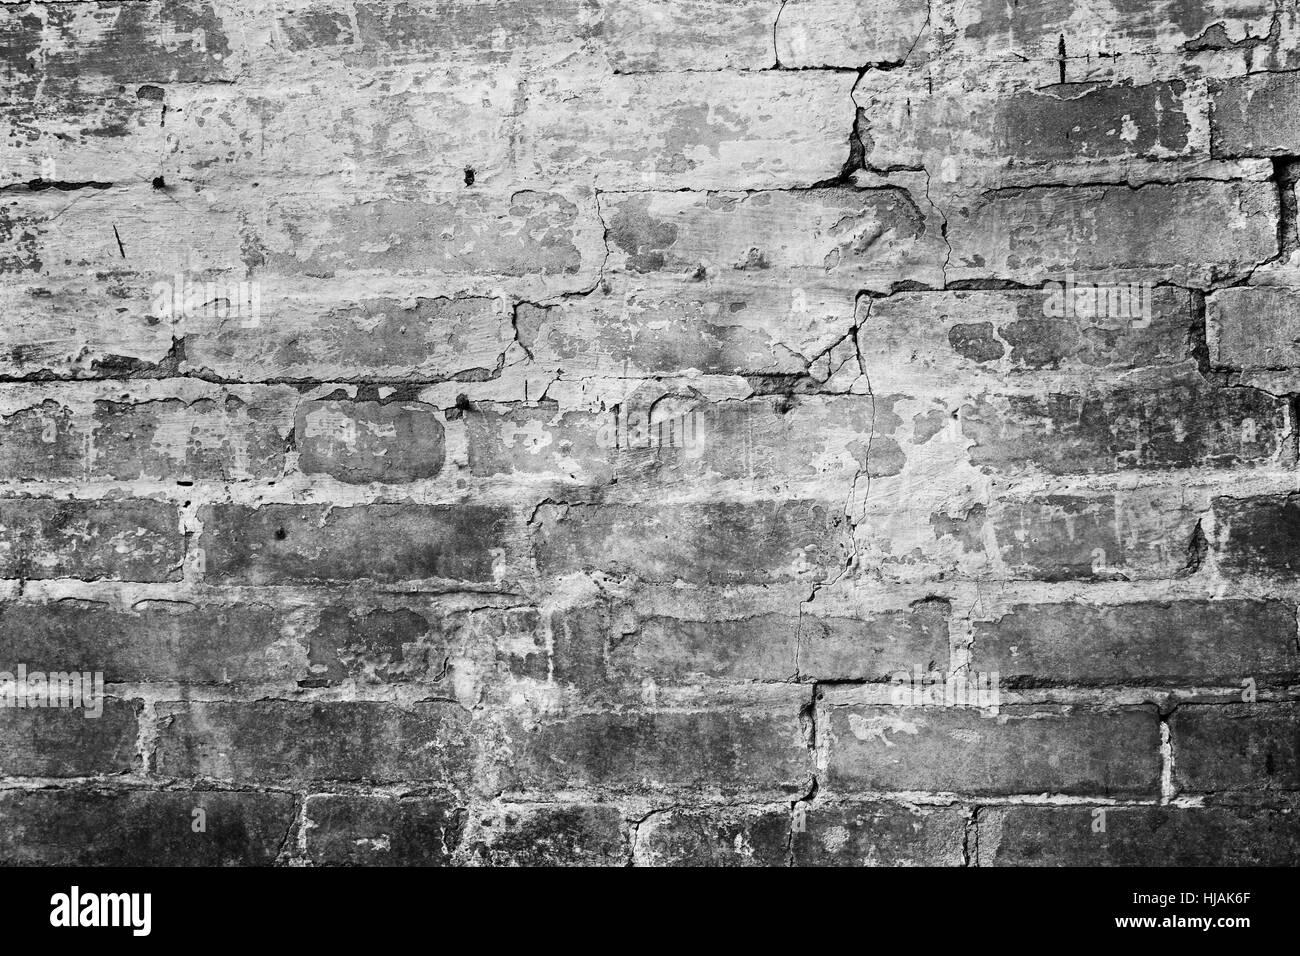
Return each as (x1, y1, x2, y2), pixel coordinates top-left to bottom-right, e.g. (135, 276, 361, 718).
(0, 0, 1297, 869)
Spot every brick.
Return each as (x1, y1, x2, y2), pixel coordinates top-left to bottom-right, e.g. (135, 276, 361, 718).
(0, 789, 294, 866)
(303, 795, 463, 866)
(634, 806, 790, 866)
(791, 801, 966, 866)
(857, 287, 1196, 392)
(155, 700, 475, 785)
(1211, 494, 1300, 577)
(981, 490, 1204, 581)
(296, 400, 445, 484)
(460, 804, 627, 866)
(603, 0, 779, 71)
(465, 395, 878, 486)
(517, 72, 855, 189)
(950, 0, 1277, 60)
(519, 276, 851, 379)
(496, 690, 813, 798)
(0, 698, 138, 777)
(961, 378, 1286, 474)
(532, 500, 852, 585)
(1208, 287, 1300, 371)
(946, 181, 1278, 286)
(0, 499, 182, 582)
(819, 695, 1160, 796)
(0, 384, 293, 481)
(798, 599, 951, 681)
(1172, 703, 1300, 792)
(861, 78, 1192, 182)
(973, 600, 1300, 682)
(181, 292, 514, 382)
(0, 279, 174, 379)
(199, 503, 512, 585)
(776, 0, 930, 68)
(0, 598, 301, 683)
(550, 602, 800, 689)
(602, 188, 946, 292)
(1211, 71, 1300, 158)
(167, 72, 516, 193)
(977, 805, 1300, 866)
(305, 602, 472, 686)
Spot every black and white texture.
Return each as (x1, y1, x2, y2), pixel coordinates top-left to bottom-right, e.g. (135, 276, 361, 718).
(0, 0, 1297, 866)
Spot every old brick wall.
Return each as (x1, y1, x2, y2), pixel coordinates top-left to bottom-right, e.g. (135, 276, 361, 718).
(0, 0, 1297, 866)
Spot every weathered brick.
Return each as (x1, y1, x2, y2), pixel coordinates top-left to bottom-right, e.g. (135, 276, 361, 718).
(0, 498, 182, 582)
(518, 72, 855, 189)
(1211, 71, 1300, 158)
(1208, 287, 1300, 371)
(0, 598, 301, 683)
(962, 378, 1286, 474)
(857, 287, 1197, 392)
(819, 695, 1160, 796)
(603, 187, 947, 292)
(1172, 703, 1300, 792)
(776, 0, 930, 68)
(550, 602, 800, 689)
(519, 276, 852, 380)
(977, 805, 1300, 866)
(947, 181, 1278, 286)
(465, 395, 878, 486)
(634, 806, 790, 866)
(1211, 494, 1300, 577)
(532, 500, 852, 585)
(496, 689, 813, 798)
(460, 804, 627, 866)
(973, 600, 1300, 682)
(155, 700, 475, 785)
(199, 503, 512, 585)
(296, 400, 445, 484)
(980, 491, 1204, 581)
(0, 789, 294, 866)
(181, 292, 514, 382)
(303, 794, 463, 866)
(950, 0, 1277, 60)
(798, 599, 951, 681)
(0, 698, 138, 777)
(861, 78, 1193, 183)
(791, 801, 966, 866)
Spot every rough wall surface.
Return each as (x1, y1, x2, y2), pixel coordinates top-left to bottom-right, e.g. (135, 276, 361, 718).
(0, 0, 1298, 866)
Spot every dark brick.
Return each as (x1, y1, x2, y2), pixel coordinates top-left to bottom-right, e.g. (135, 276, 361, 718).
(0, 499, 181, 582)
(792, 801, 966, 866)
(0, 790, 294, 866)
(532, 500, 852, 585)
(635, 806, 790, 866)
(820, 697, 1160, 796)
(0, 698, 138, 777)
(1172, 703, 1300, 792)
(461, 804, 627, 866)
(296, 400, 446, 483)
(977, 806, 1300, 866)
(199, 503, 512, 584)
(155, 701, 475, 786)
(973, 600, 1300, 682)
(303, 794, 463, 866)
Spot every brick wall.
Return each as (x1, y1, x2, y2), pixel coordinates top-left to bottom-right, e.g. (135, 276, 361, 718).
(0, 0, 1297, 866)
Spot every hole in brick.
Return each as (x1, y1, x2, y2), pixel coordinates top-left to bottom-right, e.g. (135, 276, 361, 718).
(464, 167, 475, 186)
(152, 176, 166, 190)
(275, 527, 287, 541)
